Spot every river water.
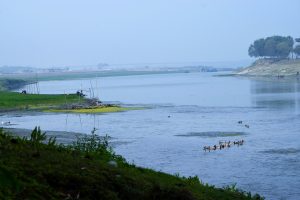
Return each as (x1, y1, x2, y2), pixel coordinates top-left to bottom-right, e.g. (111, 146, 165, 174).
(3, 72, 300, 199)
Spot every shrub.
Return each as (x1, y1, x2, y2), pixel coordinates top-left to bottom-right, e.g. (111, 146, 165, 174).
(71, 128, 110, 156)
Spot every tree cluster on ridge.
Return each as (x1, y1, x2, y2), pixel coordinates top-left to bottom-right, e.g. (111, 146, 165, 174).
(248, 36, 300, 59)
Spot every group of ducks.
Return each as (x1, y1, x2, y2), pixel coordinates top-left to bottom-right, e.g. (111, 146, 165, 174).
(202, 120, 249, 152)
(203, 140, 245, 152)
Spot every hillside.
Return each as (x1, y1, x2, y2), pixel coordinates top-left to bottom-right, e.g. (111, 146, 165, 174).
(236, 59, 300, 76)
(0, 129, 263, 200)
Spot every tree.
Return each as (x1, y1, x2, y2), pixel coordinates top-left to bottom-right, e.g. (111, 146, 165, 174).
(248, 36, 294, 59)
(293, 38, 300, 58)
(294, 45, 300, 58)
(248, 44, 258, 57)
(264, 37, 277, 57)
(276, 42, 292, 58)
(248, 38, 265, 57)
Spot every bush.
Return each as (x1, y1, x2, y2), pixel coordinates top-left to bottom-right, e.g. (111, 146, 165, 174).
(71, 128, 110, 155)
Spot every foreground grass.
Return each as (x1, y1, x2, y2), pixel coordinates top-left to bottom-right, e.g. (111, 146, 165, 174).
(0, 128, 263, 200)
(0, 91, 79, 111)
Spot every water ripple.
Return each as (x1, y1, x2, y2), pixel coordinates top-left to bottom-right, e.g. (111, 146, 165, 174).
(175, 131, 247, 138)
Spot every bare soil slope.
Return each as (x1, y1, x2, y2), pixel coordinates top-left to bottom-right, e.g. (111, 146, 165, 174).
(236, 59, 300, 76)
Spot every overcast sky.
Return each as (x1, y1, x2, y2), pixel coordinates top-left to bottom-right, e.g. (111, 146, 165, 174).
(0, 0, 299, 67)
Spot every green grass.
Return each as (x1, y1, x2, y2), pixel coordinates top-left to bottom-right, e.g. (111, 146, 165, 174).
(0, 78, 79, 111)
(0, 79, 140, 113)
(0, 91, 79, 110)
(0, 128, 264, 200)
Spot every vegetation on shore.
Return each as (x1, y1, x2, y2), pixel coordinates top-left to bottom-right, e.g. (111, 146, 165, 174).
(248, 36, 300, 59)
(0, 128, 264, 200)
(0, 91, 79, 111)
(0, 79, 137, 113)
(0, 91, 141, 113)
(236, 36, 300, 76)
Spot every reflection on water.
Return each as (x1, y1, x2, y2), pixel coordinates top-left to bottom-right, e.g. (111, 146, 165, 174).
(260, 148, 300, 155)
(251, 79, 300, 94)
(251, 79, 300, 113)
(175, 131, 247, 137)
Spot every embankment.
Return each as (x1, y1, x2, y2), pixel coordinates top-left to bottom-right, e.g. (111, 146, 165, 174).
(236, 59, 300, 76)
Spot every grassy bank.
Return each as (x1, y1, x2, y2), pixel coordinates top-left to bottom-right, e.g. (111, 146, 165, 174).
(0, 91, 141, 113)
(0, 128, 263, 200)
(0, 91, 79, 111)
(0, 79, 138, 114)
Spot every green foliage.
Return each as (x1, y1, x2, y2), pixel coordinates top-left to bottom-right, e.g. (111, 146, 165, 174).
(0, 166, 21, 195)
(223, 184, 265, 200)
(47, 136, 57, 147)
(30, 126, 46, 143)
(295, 38, 300, 57)
(294, 45, 300, 57)
(186, 176, 201, 185)
(0, 129, 264, 200)
(71, 128, 110, 155)
(30, 126, 46, 151)
(223, 183, 238, 193)
(249, 38, 265, 57)
(248, 36, 294, 58)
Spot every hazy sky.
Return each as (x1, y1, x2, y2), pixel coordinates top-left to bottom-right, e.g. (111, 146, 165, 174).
(0, 0, 299, 67)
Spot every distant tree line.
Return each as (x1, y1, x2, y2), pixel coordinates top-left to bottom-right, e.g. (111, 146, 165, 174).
(248, 36, 300, 59)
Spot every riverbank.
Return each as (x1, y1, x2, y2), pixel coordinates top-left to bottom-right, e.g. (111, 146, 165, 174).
(0, 128, 263, 200)
(0, 79, 138, 114)
(0, 91, 141, 114)
(236, 58, 300, 76)
(0, 91, 79, 111)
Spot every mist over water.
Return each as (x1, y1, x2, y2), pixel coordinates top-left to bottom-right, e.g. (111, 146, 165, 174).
(5, 72, 300, 199)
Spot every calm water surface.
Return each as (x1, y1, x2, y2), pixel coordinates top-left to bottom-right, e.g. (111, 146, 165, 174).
(4, 72, 300, 200)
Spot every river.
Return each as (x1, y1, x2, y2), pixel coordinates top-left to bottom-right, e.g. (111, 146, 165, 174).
(3, 72, 300, 200)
